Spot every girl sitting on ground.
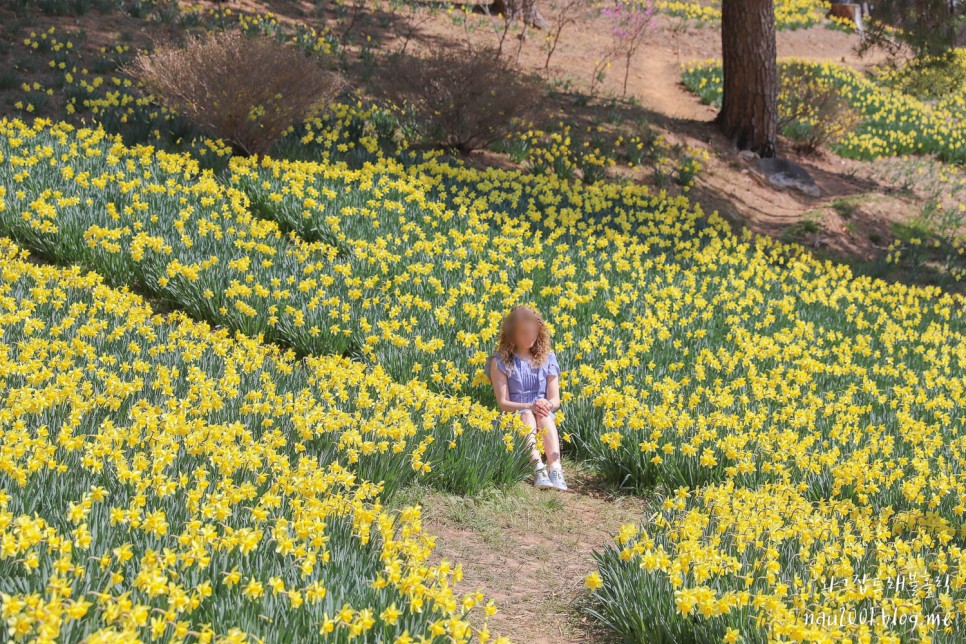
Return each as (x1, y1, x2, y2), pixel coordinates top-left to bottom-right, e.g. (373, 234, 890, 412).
(487, 305, 567, 491)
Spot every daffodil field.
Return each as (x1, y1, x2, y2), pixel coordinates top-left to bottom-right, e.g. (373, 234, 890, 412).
(592, 482, 966, 642)
(3, 0, 966, 640)
(682, 57, 966, 165)
(4, 97, 966, 639)
(0, 238, 512, 641)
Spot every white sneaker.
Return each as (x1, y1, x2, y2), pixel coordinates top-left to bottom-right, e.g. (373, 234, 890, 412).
(534, 467, 554, 489)
(549, 468, 568, 491)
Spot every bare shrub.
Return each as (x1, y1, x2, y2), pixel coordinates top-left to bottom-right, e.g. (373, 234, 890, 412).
(129, 31, 342, 156)
(543, 0, 595, 70)
(778, 64, 860, 154)
(379, 46, 542, 154)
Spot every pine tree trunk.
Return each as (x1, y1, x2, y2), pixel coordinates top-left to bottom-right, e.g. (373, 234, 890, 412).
(718, 0, 778, 157)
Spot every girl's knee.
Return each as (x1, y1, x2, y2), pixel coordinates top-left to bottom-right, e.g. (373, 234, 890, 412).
(537, 416, 556, 430)
(519, 414, 538, 433)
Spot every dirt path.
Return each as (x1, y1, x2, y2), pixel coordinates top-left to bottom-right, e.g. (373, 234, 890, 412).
(628, 47, 717, 121)
(403, 467, 649, 643)
(416, 12, 875, 123)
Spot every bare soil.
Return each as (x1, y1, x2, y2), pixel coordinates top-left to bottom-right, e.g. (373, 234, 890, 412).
(399, 465, 649, 643)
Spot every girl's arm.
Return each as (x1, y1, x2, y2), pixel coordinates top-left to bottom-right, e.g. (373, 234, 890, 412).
(490, 362, 534, 413)
(544, 375, 561, 412)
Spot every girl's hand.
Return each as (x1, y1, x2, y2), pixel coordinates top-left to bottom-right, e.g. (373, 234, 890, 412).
(533, 398, 552, 418)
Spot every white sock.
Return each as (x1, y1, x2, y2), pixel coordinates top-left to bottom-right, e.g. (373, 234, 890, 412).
(550, 462, 562, 473)
(535, 462, 546, 472)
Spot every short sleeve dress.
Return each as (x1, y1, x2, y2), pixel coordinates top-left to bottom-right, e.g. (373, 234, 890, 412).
(486, 352, 561, 418)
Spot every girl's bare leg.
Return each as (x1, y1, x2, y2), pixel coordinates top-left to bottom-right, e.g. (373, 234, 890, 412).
(537, 415, 561, 469)
(520, 410, 543, 464)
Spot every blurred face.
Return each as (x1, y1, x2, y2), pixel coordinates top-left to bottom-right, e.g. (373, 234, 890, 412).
(512, 313, 540, 351)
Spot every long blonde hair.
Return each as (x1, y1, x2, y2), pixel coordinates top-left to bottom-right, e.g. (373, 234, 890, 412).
(496, 305, 551, 372)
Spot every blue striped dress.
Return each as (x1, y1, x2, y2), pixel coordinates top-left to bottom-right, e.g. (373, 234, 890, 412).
(486, 352, 561, 418)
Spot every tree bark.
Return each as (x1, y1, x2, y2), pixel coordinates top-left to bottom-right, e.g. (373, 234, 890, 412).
(491, 0, 549, 29)
(718, 0, 778, 157)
